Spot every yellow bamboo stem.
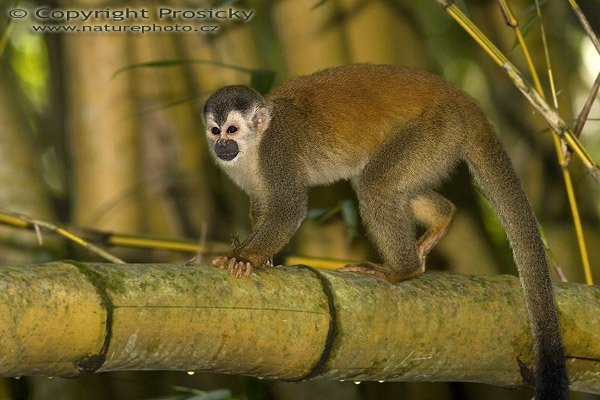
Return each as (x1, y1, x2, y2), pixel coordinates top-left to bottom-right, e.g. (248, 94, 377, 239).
(499, 0, 593, 284)
(439, 0, 595, 283)
(0, 208, 124, 264)
(437, 0, 600, 181)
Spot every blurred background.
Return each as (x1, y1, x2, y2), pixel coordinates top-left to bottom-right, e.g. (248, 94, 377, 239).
(0, 0, 599, 399)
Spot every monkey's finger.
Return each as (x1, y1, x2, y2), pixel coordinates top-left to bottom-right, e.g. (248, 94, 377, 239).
(227, 257, 237, 274)
(234, 262, 244, 278)
(211, 256, 227, 269)
(243, 262, 253, 277)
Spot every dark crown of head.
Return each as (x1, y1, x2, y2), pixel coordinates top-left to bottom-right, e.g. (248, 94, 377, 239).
(204, 85, 262, 124)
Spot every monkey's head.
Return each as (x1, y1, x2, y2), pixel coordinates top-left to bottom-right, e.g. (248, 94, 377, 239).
(203, 85, 271, 163)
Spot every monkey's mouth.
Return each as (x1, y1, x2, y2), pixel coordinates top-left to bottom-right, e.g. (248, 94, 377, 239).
(214, 140, 239, 161)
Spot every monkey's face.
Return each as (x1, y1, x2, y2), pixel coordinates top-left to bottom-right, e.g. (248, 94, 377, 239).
(205, 110, 255, 162)
(204, 105, 271, 164)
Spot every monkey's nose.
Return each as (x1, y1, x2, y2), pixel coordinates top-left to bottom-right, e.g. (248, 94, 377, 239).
(214, 139, 239, 161)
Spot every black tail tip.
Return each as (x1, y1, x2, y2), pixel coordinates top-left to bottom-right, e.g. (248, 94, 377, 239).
(535, 383, 569, 400)
(535, 364, 569, 400)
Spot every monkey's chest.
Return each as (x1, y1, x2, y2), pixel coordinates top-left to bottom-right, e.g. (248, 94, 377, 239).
(220, 151, 263, 195)
(303, 154, 369, 185)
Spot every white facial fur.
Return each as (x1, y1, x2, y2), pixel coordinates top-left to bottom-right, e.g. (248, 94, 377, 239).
(205, 110, 253, 159)
(205, 109, 264, 194)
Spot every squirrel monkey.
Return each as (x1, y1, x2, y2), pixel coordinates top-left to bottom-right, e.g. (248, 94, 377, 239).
(202, 64, 567, 399)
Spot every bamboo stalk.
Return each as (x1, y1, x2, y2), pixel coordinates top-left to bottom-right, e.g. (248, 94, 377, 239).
(435, 0, 600, 183)
(566, 0, 600, 55)
(0, 262, 598, 393)
(573, 71, 600, 138)
(495, 0, 593, 284)
(0, 208, 124, 264)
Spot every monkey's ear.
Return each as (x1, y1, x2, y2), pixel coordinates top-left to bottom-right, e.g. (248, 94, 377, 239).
(252, 106, 271, 134)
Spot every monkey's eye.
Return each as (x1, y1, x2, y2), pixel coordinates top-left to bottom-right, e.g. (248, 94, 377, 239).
(227, 126, 238, 134)
(211, 127, 220, 135)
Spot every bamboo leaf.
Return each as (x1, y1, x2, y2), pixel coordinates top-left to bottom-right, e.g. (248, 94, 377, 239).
(306, 206, 340, 223)
(512, 15, 538, 49)
(249, 69, 277, 95)
(311, 0, 330, 10)
(340, 199, 359, 242)
(0, 20, 13, 58)
(185, 390, 232, 400)
(111, 59, 276, 92)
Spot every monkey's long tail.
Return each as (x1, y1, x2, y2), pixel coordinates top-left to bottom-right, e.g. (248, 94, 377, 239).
(463, 128, 568, 400)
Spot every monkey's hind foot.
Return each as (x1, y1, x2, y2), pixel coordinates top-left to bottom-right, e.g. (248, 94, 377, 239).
(211, 256, 254, 278)
(338, 262, 423, 283)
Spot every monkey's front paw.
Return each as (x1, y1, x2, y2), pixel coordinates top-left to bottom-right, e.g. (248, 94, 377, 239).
(211, 256, 254, 278)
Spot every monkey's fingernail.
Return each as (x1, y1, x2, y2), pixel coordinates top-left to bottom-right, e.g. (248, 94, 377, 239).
(227, 258, 237, 273)
(236, 263, 244, 278)
(244, 263, 253, 276)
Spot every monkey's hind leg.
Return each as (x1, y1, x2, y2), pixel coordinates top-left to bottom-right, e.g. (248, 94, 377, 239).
(340, 188, 455, 283)
(339, 179, 424, 282)
(411, 191, 456, 266)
